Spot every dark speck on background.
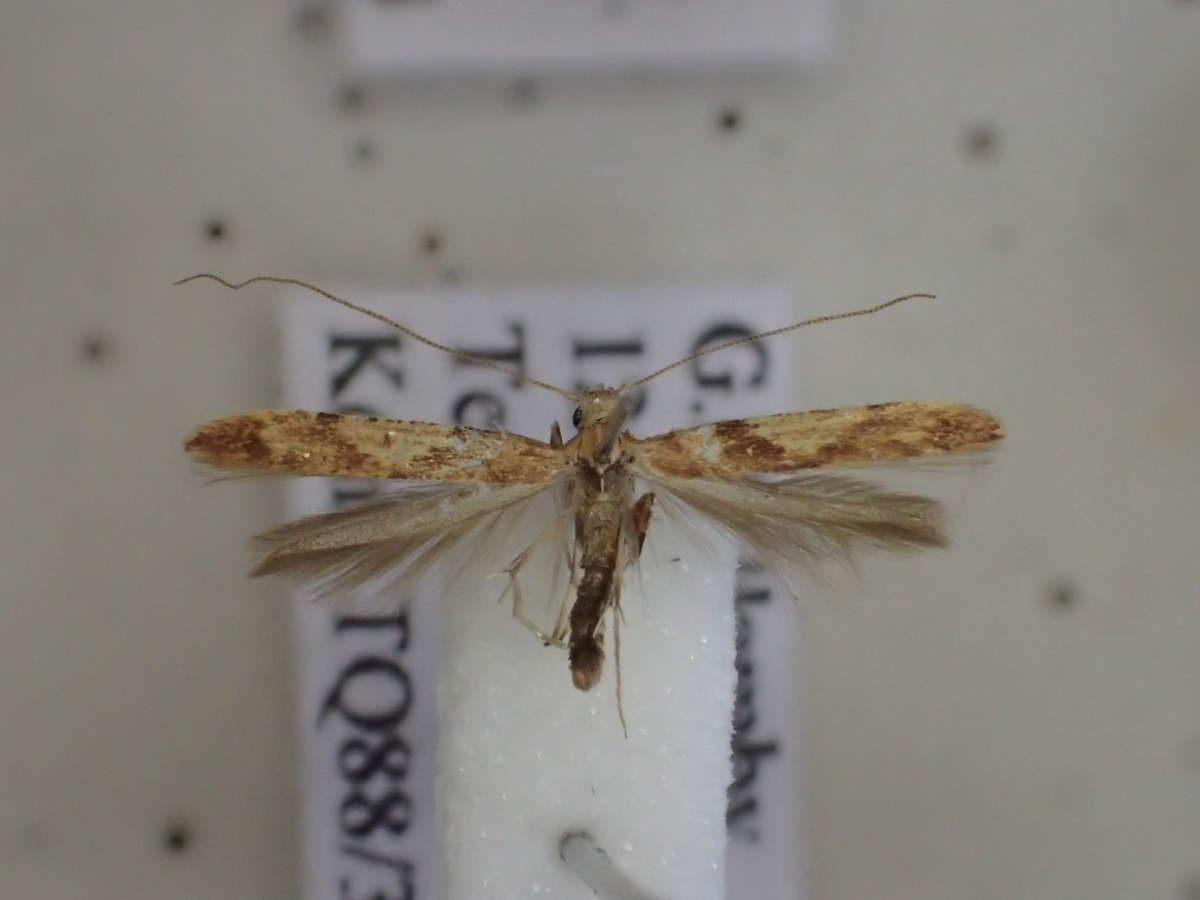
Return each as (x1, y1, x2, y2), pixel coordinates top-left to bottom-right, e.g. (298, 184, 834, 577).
(717, 106, 743, 134)
(1045, 577, 1078, 613)
(422, 229, 444, 255)
(508, 78, 541, 107)
(80, 333, 113, 365)
(338, 83, 368, 113)
(351, 139, 375, 165)
(963, 122, 1001, 161)
(204, 218, 227, 242)
(161, 819, 193, 855)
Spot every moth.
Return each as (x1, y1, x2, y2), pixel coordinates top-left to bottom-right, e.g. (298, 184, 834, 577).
(181, 275, 1003, 707)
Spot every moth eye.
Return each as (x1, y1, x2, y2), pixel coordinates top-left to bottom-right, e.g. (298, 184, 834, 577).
(572, 407, 582, 428)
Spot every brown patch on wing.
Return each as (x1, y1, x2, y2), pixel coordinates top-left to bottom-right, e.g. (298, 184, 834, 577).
(628, 402, 1003, 478)
(625, 430, 702, 478)
(185, 410, 567, 482)
(713, 420, 788, 465)
(186, 416, 272, 464)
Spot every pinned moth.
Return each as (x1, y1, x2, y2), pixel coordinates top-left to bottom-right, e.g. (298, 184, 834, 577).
(181, 275, 1003, 705)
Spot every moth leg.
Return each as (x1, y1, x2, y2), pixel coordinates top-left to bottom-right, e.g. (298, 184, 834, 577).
(629, 492, 655, 555)
(505, 475, 579, 647)
(610, 494, 653, 736)
(504, 556, 564, 648)
(604, 493, 654, 734)
(549, 421, 563, 448)
(607, 582, 629, 737)
(503, 551, 567, 649)
(548, 534, 580, 644)
(618, 491, 656, 625)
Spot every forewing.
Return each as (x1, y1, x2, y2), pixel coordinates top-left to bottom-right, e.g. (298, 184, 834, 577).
(186, 410, 565, 483)
(627, 402, 1003, 479)
(251, 476, 569, 598)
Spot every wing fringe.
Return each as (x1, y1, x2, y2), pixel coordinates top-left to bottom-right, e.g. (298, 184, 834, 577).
(636, 469, 947, 597)
(252, 479, 563, 598)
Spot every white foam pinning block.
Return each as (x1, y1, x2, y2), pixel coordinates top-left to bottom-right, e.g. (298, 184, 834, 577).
(280, 284, 797, 900)
(342, 0, 834, 75)
(438, 512, 737, 899)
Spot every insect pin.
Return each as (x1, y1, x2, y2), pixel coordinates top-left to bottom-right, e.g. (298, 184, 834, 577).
(180, 274, 1004, 719)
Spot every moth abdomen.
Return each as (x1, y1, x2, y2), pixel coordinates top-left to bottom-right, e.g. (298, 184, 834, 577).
(568, 564, 614, 691)
(569, 634, 605, 692)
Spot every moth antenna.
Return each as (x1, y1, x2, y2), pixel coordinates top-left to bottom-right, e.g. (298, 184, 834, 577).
(174, 273, 578, 401)
(629, 292, 935, 388)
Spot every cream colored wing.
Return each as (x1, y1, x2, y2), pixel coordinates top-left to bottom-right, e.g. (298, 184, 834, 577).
(628, 401, 1002, 595)
(186, 410, 567, 483)
(624, 402, 1003, 479)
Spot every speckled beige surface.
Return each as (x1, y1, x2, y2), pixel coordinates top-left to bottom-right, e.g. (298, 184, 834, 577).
(2, 2, 1199, 898)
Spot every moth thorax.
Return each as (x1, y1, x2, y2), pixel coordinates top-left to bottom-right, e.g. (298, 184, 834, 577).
(569, 636, 604, 691)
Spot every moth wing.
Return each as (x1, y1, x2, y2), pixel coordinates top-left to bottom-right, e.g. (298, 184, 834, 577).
(626, 402, 1003, 479)
(186, 410, 566, 483)
(494, 475, 583, 642)
(632, 464, 950, 597)
(626, 401, 1002, 594)
(251, 474, 572, 602)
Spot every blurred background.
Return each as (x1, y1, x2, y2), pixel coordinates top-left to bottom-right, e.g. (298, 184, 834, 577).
(3, 1, 1199, 898)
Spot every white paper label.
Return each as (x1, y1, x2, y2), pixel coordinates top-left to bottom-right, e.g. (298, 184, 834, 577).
(280, 283, 806, 899)
(342, 0, 833, 74)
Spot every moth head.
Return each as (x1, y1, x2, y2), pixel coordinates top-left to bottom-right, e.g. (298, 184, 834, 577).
(572, 387, 634, 468)
(572, 388, 625, 432)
